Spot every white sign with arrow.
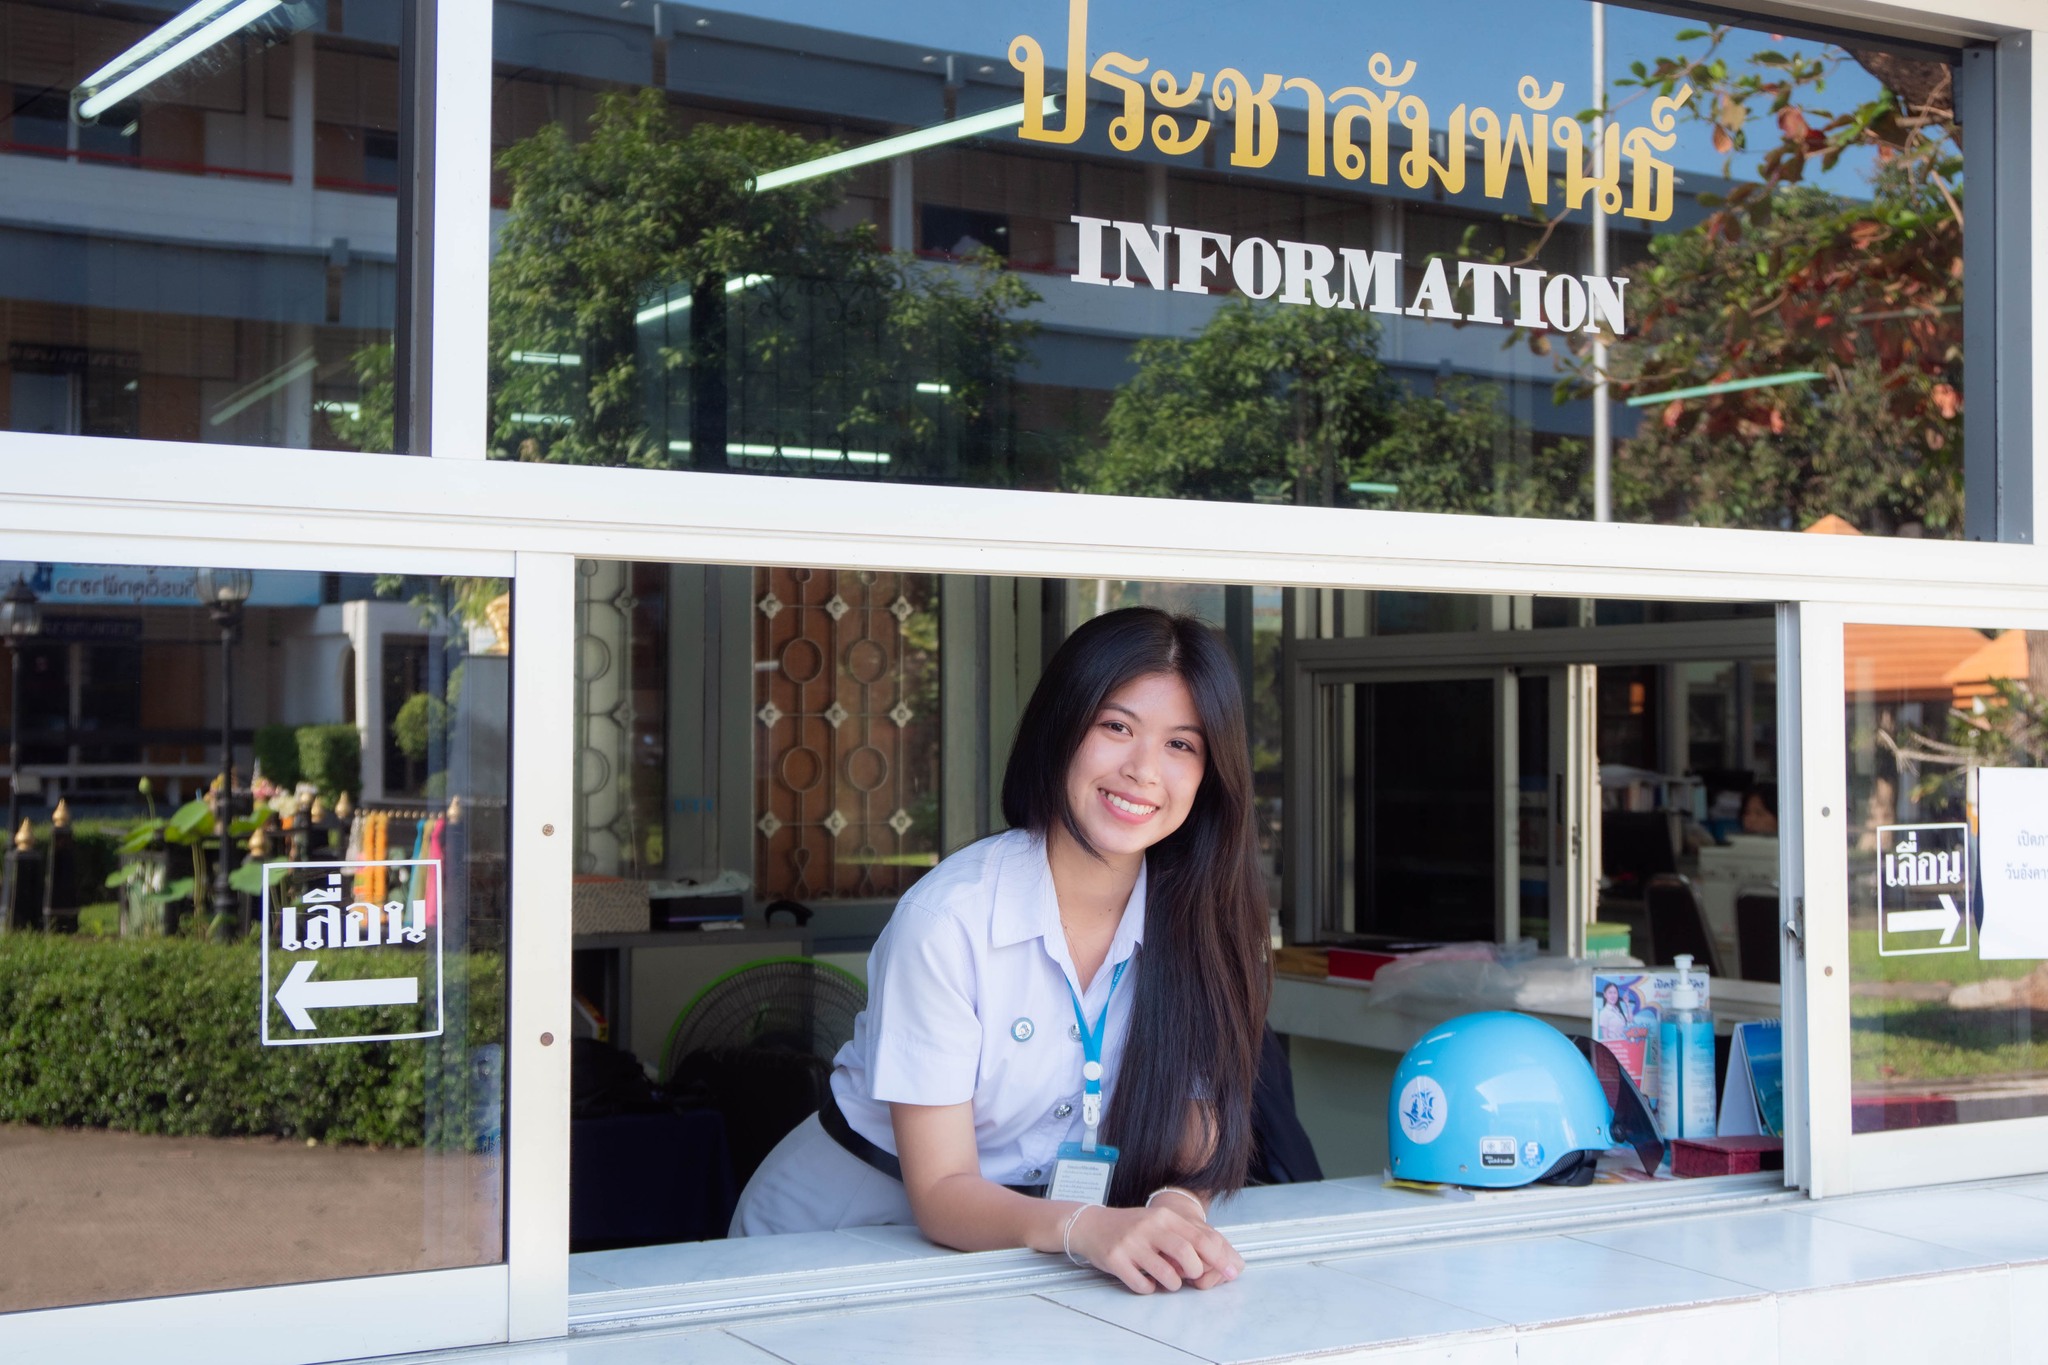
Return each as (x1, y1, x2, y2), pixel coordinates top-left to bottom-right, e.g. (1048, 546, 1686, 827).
(1886, 894, 1963, 944)
(1876, 824, 1972, 958)
(260, 859, 445, 1046)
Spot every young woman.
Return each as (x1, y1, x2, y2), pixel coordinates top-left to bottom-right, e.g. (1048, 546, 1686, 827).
(732, 607, 1272, 1294)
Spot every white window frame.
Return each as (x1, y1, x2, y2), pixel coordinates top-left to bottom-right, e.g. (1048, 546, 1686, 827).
(0, 532, 524, 1365)
(0, 0, 2039, 1353)
(1795, 600, 2048, 1198)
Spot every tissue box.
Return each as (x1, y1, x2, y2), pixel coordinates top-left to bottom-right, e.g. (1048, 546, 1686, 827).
(1670, 1135, 1783, 1178)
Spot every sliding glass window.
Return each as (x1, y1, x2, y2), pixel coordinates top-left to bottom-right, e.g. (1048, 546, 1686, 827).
(0, 0, 405, 450)
(488, 0, 1971, 536)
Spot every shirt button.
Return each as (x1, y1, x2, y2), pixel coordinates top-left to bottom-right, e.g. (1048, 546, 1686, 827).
(1068, 1024, 1082, 1041)
(1026, 1169, 1043, 1181)
(1054, 1103, 1074, 1118)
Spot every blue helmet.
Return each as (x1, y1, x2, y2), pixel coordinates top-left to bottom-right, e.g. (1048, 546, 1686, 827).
(1388, 1011, 1616, 1188)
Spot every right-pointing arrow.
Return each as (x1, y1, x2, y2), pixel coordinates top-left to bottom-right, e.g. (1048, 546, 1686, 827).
(274, 959, 421, 1030)
(1886, 893, 1963, 945)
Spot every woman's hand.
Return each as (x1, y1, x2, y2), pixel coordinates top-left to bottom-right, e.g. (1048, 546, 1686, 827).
(1067, 1202, 1243, 1294)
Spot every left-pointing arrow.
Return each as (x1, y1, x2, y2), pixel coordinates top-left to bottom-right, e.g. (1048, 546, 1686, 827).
(275, 959, 420, 1030)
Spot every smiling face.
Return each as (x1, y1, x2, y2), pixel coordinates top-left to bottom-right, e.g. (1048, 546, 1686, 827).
(1060, 672, 1207, 870)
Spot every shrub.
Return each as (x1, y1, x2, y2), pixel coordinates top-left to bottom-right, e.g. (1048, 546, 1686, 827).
(296, 724, 361, 800)
(0, 936, 503, 1147)
(253, 724, 302, 788)
(392, 693, 451, 762)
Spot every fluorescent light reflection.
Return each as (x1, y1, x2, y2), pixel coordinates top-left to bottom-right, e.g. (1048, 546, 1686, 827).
(751, 97, 1056, 193)
(513, 412, 575, 427)
(1624, 370, 1825, 408)
(636, 274, 771, 326)
(209, 348, 316, 426)
(314, 400, 361, 419)
(914, 382, 951, 395)
(666, 440, 890, 465)
(509, 351, 582, 367)
(77, 0, 283, 121)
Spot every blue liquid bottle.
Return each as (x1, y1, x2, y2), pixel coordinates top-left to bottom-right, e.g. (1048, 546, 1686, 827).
(1656, 954, 1716, 1147)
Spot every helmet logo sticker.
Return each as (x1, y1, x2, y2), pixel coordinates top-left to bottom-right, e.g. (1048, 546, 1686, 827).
(1396, 1076, 1448, 1144)
(1479, 1136, 1516, 1168)
(1523, 1140, 1545, 1168)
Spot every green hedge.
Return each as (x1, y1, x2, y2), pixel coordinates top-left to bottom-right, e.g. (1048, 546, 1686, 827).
(297, 724, 361, 800)
(254, 723, 302, 789)
(0, 936, 503, 1148)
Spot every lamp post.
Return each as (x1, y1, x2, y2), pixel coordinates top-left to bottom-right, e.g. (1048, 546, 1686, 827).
(196, 568, 253, 938)
(1, 576, 43, 840)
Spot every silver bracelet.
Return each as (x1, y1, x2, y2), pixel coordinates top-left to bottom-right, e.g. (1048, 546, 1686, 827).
(1145, 1186, 1205, 1217)
(1061, 1202, 1094, 1267)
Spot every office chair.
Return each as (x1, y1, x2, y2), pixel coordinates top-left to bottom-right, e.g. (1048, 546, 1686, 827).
(1643, 873, 1727, 977)
(1735, 886, 1782, 984)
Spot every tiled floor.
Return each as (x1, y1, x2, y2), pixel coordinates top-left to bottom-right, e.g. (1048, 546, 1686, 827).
(403, 1178, 2048, 1365)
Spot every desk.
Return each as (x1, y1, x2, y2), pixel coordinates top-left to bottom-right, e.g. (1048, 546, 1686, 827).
(1269, 971, 1782, 1178)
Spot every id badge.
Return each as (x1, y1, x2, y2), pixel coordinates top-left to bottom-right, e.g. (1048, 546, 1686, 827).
(1046, 1141, 1119, 1205)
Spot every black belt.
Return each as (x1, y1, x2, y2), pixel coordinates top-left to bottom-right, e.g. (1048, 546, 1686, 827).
(817, 1087, 1046, 1198)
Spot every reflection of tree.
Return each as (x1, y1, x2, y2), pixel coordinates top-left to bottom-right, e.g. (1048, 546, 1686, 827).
(1602, 31, 1964, 533)
(1885, 670, 2048, 810)
(346, 90, 1037, 472)
(1081, 301, 1583, 515)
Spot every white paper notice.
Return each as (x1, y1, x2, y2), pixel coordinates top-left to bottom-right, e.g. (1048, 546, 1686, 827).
(1976, 767, 2048, 959)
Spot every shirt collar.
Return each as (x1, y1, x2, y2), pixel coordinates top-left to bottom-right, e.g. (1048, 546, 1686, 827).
(990, 830, 1148, 954)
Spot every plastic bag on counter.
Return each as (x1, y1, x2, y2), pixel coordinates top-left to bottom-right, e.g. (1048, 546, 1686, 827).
(1366, 940, 1643, 1017)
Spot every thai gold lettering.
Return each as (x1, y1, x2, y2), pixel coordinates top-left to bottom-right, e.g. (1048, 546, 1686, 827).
(1621, 83, 1691, 223)
(1331, 54, 1414, 186)
(1470, 76, 1562, 208)
(1092, 51, 1151, 152)
(1553, 115, 1622, 215)
(1283, 77, 1326, 177)
(1148, 69, 1209, 156)
(1010, 0, 1087, 145)
(1214, 69, 1283, 169)
(1398, 95, 1465, 195)
(1002, 18, 1685, 222)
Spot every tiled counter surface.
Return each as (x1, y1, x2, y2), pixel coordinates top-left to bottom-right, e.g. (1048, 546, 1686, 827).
(399, 1176, 2048, 1365)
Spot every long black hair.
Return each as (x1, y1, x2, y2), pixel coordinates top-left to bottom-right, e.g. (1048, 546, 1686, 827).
(1000, 606, 1271, 1204)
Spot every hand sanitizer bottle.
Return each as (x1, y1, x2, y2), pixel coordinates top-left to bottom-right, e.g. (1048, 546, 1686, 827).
(1657, 955, 1717, 1149)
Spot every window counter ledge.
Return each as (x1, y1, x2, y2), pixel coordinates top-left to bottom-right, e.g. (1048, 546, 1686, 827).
(408, 1175, 2048, 1363)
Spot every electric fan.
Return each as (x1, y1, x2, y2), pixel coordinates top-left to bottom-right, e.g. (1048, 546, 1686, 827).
(661, 957, 868, 1189)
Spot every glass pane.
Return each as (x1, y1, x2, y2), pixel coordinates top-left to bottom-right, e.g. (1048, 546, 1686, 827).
(1333, 677, 1498, 941)
(3, 0, 404, 451)
(488, 0, 1964, 534)
(0, 562, 509, 1312)
(1845, 623, 2048, 1132)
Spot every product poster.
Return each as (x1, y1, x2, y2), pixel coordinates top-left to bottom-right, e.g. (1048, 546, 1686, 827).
(1592, 966, 1711, 1129)
(1976, 768, 2048, 960)
(1592, 972, 1658, 1099)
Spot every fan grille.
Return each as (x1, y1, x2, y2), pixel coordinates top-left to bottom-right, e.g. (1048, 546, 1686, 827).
(663, 957, 866, 1080)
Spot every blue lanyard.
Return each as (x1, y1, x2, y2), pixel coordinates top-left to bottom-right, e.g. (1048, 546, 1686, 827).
(1066, 957, 1129, 1153)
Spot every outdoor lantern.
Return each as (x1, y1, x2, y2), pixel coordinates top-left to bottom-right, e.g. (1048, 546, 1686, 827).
(0, 576, 41, 642)
(193, 567, 254, 618)
(196, 567, 254, 940)
(2, 575, 42, 841)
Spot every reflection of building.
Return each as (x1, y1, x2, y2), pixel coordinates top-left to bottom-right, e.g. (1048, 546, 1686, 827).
(0, 2, 398, 447)
(0, 563, 453, 808)
(490, 2, 1707, 478)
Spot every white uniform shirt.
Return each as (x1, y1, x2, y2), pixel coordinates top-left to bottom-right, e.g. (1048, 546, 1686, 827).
(830, 828, 1146, 1187)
